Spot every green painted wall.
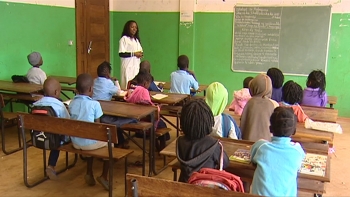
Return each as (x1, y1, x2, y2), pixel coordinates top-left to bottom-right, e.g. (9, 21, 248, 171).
(2, 2, 350, 117)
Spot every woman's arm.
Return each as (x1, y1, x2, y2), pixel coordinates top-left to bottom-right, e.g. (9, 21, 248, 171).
(119, 51, 143, 58)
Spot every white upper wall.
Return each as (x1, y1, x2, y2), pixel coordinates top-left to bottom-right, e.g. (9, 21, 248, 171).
(1, 0, 350, 13)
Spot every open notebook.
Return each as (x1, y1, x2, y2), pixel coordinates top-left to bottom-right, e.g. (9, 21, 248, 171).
(305, 118, 343, 134)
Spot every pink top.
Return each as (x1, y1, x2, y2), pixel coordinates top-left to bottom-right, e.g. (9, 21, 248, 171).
(279, 102, 308, 123)
(229, 88, 251, 116)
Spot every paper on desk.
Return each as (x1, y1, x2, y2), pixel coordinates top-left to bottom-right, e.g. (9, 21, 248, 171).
(154, 81, 165, 86)
(152, 94, 168, 100)
(305, 118, 343, 134)
(117, 90, 127, 97)
(63, 99, 71, 105)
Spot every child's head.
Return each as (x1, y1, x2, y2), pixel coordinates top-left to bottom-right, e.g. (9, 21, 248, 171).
(282, 80, 303, 105)
(205, 82, 228, 116)
(97, 61, 112, 78)
(43, 77, 61, 99)
(140, 60, 151, 73)
(267, 67, 284, 89)
(122, 20, 140, 40)
(180, 99, 214, 140)
(249, 74, 272, 98)
(177, 55, 189, 70)
(306, 70, 326, 96)
(243, 77, 253, 88)
(76, 73, 93, 96)
(27, 52, 43, 67)
(270, 107, 297, 137)
(136, 71, 152, 89)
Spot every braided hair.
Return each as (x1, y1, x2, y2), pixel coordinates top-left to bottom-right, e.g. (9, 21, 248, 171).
(97, 61, 112, 77)
(282, 80, 303, 105)
(267, 67, 284, 89)
(306, 70, 326, 97)
(180, 99, 214, 140)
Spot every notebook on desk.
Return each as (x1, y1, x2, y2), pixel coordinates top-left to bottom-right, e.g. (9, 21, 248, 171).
(152, 94, 168, 100)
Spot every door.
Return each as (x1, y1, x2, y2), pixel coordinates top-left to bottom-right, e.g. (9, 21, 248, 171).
(76, 0, 110, 78)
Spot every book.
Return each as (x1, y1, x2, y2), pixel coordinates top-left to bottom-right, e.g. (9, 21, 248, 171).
(151, 94, 168, 100)
(229, 149, 251, 163)
(299, 153, 327, 177)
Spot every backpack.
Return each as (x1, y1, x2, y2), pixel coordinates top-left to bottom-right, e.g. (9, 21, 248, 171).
(222, 113, 242, 139)
(188, 141, 245, 192)
(30, 106, 67, 150)
(11, 75, 29, 83)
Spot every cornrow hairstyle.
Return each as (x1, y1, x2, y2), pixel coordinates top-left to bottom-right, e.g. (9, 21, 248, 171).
(136, 71, 152, 86)
(282, 80, 303, 105)
(267, 67, 284, 89)
(306, 70, 326, 97)
(270, 107, 297, 137)
(121, 20, 141, 43)
(97, 61, 111, 77)
(243, 77, 254, 88)
(180, 99, 214, 140)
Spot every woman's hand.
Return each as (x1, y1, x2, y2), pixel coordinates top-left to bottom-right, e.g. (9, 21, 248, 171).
(134, 51, 143, 58)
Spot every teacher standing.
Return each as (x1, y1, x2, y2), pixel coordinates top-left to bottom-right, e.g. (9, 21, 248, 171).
(119, 20, 143, 89)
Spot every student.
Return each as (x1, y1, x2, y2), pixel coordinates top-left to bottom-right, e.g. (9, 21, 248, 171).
(267, 67, 284, 102)
(301, 70, 328, 107)
(119, 20, 143, 89)
(92, 61, 134, 149)
(32, 77, 70, 180)
(205, 82, 240, 139)
(229, 76, 253, 115)
(250, 107, 305, 196)
(176, 99, 229, 183)
(26, 52, 47, 85)
(240, 74, 279, 142)
(280, 80, 308, 122)
(124, 72, 170, 151)
(68, 73, 110, 190)
(170, 55, 199, 95)
(128, 60, 163, 92)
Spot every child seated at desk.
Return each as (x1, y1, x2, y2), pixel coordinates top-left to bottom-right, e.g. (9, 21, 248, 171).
(128, 60, 163, 92)
(176, 99, 229, 182)
(250, 107, 305, 196)
(169, 55, 199, 95)
(205, 82, 241, 139)
(33, 77, 70, 180)
(92, 61, 134, 149)
(301, 70, 328, 107)
(69, 73, 111, 191)
(267, 67, 284, 102)
(26, 52, 47, 85)
(240, 74, 279, 142)
(124, 71, 170, 151)
(280, 80, 308, 123)
(229, 76, 253, 115)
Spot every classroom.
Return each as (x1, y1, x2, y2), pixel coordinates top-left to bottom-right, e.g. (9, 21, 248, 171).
(0, 0, 350, 196)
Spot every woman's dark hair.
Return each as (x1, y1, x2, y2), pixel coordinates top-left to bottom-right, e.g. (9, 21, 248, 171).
(180, 99, 214, 140)
(282, 80, 303, 104)
(267, 67, 284, 89)
(306, 70, 326, 97)
(121, 20, 141, 42)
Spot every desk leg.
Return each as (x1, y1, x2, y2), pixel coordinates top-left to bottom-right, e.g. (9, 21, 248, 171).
(148, 112, 155, 177)
(329, 104, 333, 108)
(314, 194, 322, 197)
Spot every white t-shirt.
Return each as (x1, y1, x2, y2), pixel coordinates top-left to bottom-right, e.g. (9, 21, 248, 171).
(118, 35, 143, 89)
(26, 67, 47, 85)
(210, 115, 238, 139)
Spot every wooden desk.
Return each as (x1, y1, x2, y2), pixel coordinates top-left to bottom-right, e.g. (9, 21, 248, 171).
(301, 105, 338, 123)
(327, 96, 337, 108)
(49, 75, 76, 85)
(161, 138, 330, 194)
(0, 80, 42, 94)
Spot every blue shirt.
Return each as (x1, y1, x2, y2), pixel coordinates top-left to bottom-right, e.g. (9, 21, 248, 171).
(251, 137, 305, 197)
(33, 97, 70, 119)
(92, 77, 118, 101)
(68, 95, 103, 147)
(169, 70, 199, 94)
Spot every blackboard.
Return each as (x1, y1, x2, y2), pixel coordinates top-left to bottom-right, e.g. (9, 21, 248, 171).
(232, 6, 331, 75)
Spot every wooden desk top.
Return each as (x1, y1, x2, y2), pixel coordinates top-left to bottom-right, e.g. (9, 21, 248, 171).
(99, 100, 157, 120)
(49, 75, 76, 85)
(161, 137, 330, 182)
(0, 80, 42, 94)
(327, 96, 337, 105)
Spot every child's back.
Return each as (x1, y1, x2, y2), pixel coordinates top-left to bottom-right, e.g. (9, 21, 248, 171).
(229, 77, 253, 115)
(170, 55, 198, 94)
(251, 107, 305, 196)
(26, 52, 47, 85)
(301, 70, 328, 107)
(92, 61, 119, 101)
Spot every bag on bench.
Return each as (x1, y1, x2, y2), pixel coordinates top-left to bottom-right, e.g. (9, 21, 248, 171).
(11, 75, 29, 83)
(31, 106, 67, 150)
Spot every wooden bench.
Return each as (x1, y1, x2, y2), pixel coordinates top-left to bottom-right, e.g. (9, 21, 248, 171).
(301, 105, 338, 123)
(126, 173, 260, 197)
(18, 113, 134, 197)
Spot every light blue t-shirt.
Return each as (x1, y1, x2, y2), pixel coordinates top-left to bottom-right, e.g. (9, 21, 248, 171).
(33, 97, 70, 119)
(68, 95, 103, 147)
(251, 137, 305, 197)
(169, 70, 199, 94)
(92, 77, 118, 101)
